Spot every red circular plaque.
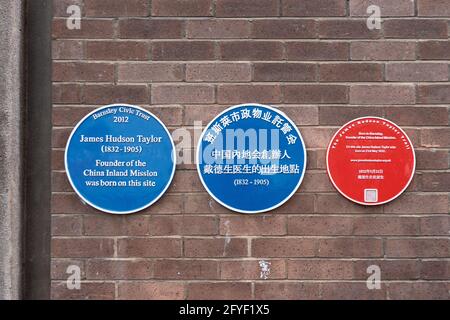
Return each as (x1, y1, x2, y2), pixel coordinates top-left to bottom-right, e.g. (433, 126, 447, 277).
(327, 117, 415, 206)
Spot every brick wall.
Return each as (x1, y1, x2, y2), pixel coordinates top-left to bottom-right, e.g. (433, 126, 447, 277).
(51, 0, 450, 300)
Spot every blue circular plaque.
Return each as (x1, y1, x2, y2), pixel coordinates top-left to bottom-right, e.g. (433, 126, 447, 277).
(197, 104, 307, 214)
(65, 104, 176, 214)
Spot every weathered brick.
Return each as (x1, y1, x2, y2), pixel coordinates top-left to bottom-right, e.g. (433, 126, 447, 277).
(118, 63, 184, 82)
(350, 0, 414, 16)
(84, 0, 149, 17)
(418, 0, 450, 17)
(316, 194, 382, 214)
(421, 173, 450, 192)
(351, 41, 416, 60)
(388, 282, 450, 300)
(85, 41, 148, 60)
(119, 19, 184, 39)
(117, 238, 182, 257)
(153, 259, 219, 279)
(417, 85, 450, 104)
(149, 215, 218, 236)
(288, 259, 354, 279)
(187, 282, 252, 300)
(169, 170, 203, 192)
(52, 40, 83, 60)
(254, 282, 320, 299)
(319, 20, 381, 39)
(319, 63, 383, 82)
(187, 20, 251, 39)
(253, 63, 317, 82)
(421, 128, 450, 147)
(418, 41, 450, 60)
(152, 85, 215, 104)
(51, 259, 85, 280)
(288, 216, 353, 236)
(319, 106, 383, 125)
(53, 84, 83, 104)
(420, 216, 450, 236)
(352, 217, 419, 236)
(386, 239, 450, 257)
(53, 0, 83, 17)
(321, 282, 386, 299)
(384, 20, 448, 39)
(278, 106, 319, 125)
(186, 63, 251, 82)
(283, 0, 346, 17)
(84, 214, 150, 236)
(220, 41, 284, 61)
(184, 238, 248, 257)
(284, 85, 348, 104)
(350, 85, 415, 105)
(52, 193, 98, 214)
(415, 149, 449, 170)
(220, 260, 286, 280)
(152, 41, 216, 61)
(386, 63, 449, 82)
(272, 194, 316, 214)
(216, 0, 279, 17)
(383, 193, 449, 214)
(86, 260, 153, 279)
(217, 85, 282, 104)
(286, 41, 349, 61)
(52, 281, 115, 300)
(353, 260, 420, 280)
(53, 62, 114, 82)
(317, 238, 383, 257)
(252, 238, 317, 257)
(118, 282, 185, 300)
(52, 238, 114, 258)
(51, 215, 82, 236)
(299, 171, 334, 192)
(219, 215, 286, 236)
(152, 0, 212, 16)
(252, 19, 317, 38)
(53, 19, 115, 39)
(420, 260, 450, 280)
(384, 107, 449, 126)
(84, 84, 149, 104)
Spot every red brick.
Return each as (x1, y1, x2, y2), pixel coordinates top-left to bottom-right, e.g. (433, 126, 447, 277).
(351, 41, 416, 60)
(119, 19, 184, 39)
(318, 238, 383, 257)
(418, 0, 450, 17)
(252, 238, 317, 257)
(169, 170, 203, 192)
(384, 20, 448, 39)
(217, 84, 282, 104)
(118, 238, 182, 257)
(118, 63, 184, 82)
(352, 216, 419, 236)
(319, 20, 381, 39)
(52, 40, 83, 60)
(220, 260, 286, 280)
(350, 0, 414, 16)
(421, 173, 450, 192)
(353, 260, 420, 280)
(118, 282, 185, 300)
(286, 41, 349, 61)
(187, 282, 252, 300)
(183, 194, 233, 214)
(216, 0, 279, 17)
(51, 281, 115, 300)
(415, 149, 449, 170)
(152, 0, 213, 16)
(418, 41, 450, 60)
(420, 216, 450, 236)
(152, 85, 215, 104)
(153, 259, 219, 279)
(86, 260, 153, 279)
(53, 84, 83, 104)
(186, 63, 251, 82)
(321, 282, 386, 299)
(144, 106, 183, 126)
(220, 41, 284, 61)
(149, 215, 218, 236)
(84, 214, 149, 236)
(271, 194, 316, 214)
(184, 238, 248, 257)
(254, 282, 320, 299)
(421, 128, 450, 147)
(386, 63, 448, 82)
(284, 85, 348, 104)
(53, 0, 83, 17)
(51, 150, 65, 171)
(84, 84, 149, 105)
(253, 63, 317, 82)
(384, 107, 449, 126)
(418, 85, 450, 104)
(52, 238, 114, 258)
(288, 216, 353, 236)
(84, 0, 149, 17)
(299, 171, 334, 192)
(152, 41, 215, 61)
(350, 85, 415, 105)
(420, 260, 450, 280)
(86, 41, 148, 60)
(386, 239, 450, 258)
(283, 0, 346, 17)
(51, 259, 85, 280)
(319, 63, 383, 82)
(53, 19, 115, 39)
(52, 215, 83, 236)
(52, 193, 98, 214)
(288, 259, 354, 279)
(316, 194, 383, 213)
(187, 20, 251, 39)
(141, 194, 183, 214)
(252, 19, 317, 39)
(53, 62, 114, 82)
(219, 215, 286, 236)
(278, 106, 319, 125)
(52, 106, 94, 126)
(384, 193, 449, 214)
(388, 282, 450, 300)
(319, 106, 383, 125)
